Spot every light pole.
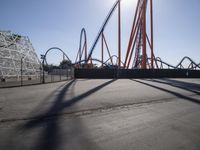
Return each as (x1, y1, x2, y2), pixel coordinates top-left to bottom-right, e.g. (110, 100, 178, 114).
(40, 54, 45, 84)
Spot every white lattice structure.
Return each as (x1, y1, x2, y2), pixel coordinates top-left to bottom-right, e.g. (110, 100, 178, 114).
(0, 31, 40, 79)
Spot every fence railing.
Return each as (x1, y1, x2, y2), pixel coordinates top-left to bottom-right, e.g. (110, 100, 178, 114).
(0, 67, 74, 88)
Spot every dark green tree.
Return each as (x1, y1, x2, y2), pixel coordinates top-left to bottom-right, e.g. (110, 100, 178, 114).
(59, 60, 72, 69)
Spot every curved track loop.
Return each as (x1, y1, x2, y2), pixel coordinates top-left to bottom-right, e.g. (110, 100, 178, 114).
(151, 57, 200, 70)
(43, 47, 71, 65)
(74, 58, 110, 68)
(175, 57, 200, 69)
(104, 55, 125, 66)
(75, 28, 87, 63)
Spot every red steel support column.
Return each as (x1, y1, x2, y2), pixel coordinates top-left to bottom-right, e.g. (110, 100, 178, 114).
(127, 20, 141, 68)
(142, 0, 147, 69)
(150, 0, 154, 68)
(124, 0, 140, 68)
(103, 34, 114, 65)
(118, 0, 121, 68)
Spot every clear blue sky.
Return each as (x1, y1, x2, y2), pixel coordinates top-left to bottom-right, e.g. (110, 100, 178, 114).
(0, 0, 199, 65)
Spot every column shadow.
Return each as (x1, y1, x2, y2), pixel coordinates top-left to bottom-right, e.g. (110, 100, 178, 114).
(5, 79, 116, 150)
(131, 79, 200, 105)
(145, 78, 200, 95)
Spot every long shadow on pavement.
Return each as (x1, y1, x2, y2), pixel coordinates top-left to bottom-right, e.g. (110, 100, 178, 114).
(131, 79, 200, 105)
(162, 78, 200, 88)
(144, 79, 200, 96)
(4, 79, 116, 150)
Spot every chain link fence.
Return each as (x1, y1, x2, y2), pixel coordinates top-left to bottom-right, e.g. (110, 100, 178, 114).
(0, 64, 74, 88)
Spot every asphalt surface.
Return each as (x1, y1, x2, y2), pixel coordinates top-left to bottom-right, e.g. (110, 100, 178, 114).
(0, 79, 200, 150)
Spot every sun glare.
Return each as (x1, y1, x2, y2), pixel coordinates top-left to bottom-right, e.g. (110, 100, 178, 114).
(122, 0, 137, 7)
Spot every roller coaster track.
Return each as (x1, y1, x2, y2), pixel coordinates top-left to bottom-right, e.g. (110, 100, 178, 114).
(75, 0, 125, 68)
(43, 47, 71, 66)
(104, 55, 125, 66)
(87, 0, 121, 62)
(75, 28, 87, 64)
(0, 32, 21, 48)
(149, 57, 200, 70)
(74, 58, 110, 68)
(83, 0, 156, 69)
(0, 31, 41, 79)
(72, 0, 199, 70)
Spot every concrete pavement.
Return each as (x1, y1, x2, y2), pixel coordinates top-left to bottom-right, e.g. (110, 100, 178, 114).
(0, 79, 200, 150)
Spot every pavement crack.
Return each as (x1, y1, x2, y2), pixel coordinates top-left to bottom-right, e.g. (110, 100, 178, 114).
(0, 97, 178, 124)
(1, 93, 199, 125)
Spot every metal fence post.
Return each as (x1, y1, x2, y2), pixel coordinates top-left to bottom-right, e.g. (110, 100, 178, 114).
(60, 68, 61, 81)
(42, 59, 45, 84)
(40, 62, 42, 83)
(21, 57, 23, 86)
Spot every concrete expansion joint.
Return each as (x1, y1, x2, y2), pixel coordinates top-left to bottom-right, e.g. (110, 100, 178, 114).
(1, 94, 198, 125)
